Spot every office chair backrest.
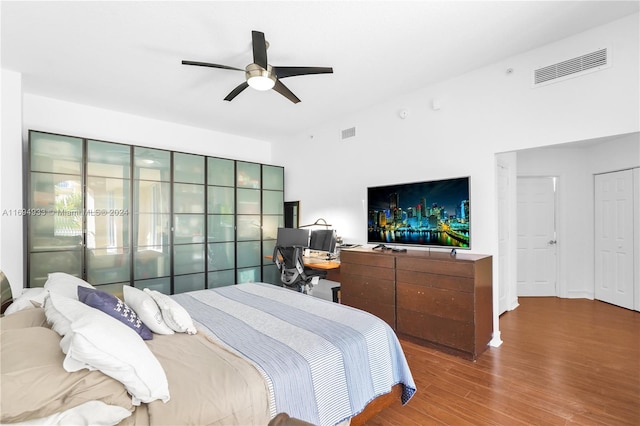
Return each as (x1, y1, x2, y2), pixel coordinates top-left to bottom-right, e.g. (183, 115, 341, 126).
(273, 245, 306, 286)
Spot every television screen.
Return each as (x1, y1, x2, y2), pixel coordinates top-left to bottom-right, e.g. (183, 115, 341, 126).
(367, 176, 470, 249)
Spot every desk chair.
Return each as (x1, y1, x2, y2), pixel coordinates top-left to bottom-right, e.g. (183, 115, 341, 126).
(272, 245, 326, 294)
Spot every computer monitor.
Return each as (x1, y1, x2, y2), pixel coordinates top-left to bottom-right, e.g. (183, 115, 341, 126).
(309, 229, 337, 254)
(276, 227, 310, 247)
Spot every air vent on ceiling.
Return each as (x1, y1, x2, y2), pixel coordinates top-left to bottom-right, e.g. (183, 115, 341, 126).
(534, 48, 609, 86)
(341, 127, 356, 140)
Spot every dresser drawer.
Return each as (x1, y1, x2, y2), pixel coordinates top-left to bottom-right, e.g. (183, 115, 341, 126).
(397, 282, 473, 322)
(340, 262, 395, 281)
(397, 257, 474, 278)
(397, 310, 474, 353)
(342, 295, 395, 329)
(340, 250, 395, 269)
(341, 274, 394, 304)
(396, 269, 474, 292)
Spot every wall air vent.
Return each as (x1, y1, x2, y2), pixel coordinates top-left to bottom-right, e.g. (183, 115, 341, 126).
(341, 127, 356, 140)
(534, 48, 609, 86)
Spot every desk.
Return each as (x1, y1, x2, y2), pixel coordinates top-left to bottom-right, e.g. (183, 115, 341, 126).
(265, 255, 341, 281)
(303, 257, 341, 282)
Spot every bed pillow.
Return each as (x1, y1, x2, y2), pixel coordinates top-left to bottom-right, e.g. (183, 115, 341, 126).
(4, 287, 48, 315)
(44, 272, 94, 300)
(0, 326, 133, 423)
(47, 292, 170, 405)
(122, 285, 174, 335)
(77, 287, 153, 340)
(144, 289, 197, 334)
(0, 306, 48, 329)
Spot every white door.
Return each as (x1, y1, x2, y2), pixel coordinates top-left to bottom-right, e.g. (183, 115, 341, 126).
(595, 170, 634, 310)
(517, 177, 557, 296)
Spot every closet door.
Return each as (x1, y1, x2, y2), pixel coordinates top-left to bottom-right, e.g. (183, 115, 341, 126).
(85, 140, 131, 293)
(207, 157, 236, 287)
(236, 161, 262, 283)
(172, 152, 206, 293)
(262, 165, 284, 285)
(132, 147, 172, 293)
(28, 132, 84, 287)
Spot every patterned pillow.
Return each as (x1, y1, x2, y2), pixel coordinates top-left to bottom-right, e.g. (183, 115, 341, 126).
(77, 287, 153, 340)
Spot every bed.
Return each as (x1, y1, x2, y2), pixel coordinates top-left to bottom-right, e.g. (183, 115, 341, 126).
(1, 276, 415, 426)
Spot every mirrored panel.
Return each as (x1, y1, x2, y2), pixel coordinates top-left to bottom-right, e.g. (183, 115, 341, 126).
(207, 215, 234, 242)
(30, 132, 83, 175)
(207, 242, 235, 271)
(173, 183, 205, 214)
(174, 244, 205, 275)
(86, 177, 130, 249)
(134, 147, 171, 181)
(86, 249, 130, 285)
(29, 250, 82, 287)
(87, 140, 130, 179)
(134, 214, 170, 247)
(263, 190, 284, 215)
(207, 186, 234, 214)
(262, 215, 283, 241)
(174, 214, 205, 244)
(237, 161, 260, 189)
(262, 165, 283, 191)
(208, 157, 234, 187)
(174, 152, 205, 184)
(135, 247, 170, 280)
(237, 188, 260, 215)
(134, 277, 170, 294)
(237, 215, 261, 241)
(262, 264, 280, 285)
(174, 273, 205, 294)
(237, 266, 260, 284)
(237, 241, 260, 268)
(134, 181, 170, 213)
(207, 270, 235, 288)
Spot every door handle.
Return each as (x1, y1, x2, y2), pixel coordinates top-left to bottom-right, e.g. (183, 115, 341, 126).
(548, 240, 557, 245)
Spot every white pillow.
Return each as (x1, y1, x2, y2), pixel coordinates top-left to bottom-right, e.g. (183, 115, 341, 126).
(44, 272, 94, 300)
(122, 286, 174, 335)
(12, 400, 131, 426)
(4, 287, 48, 315)
(43, 293, 73, 337)
(144, 289, 197, 335)
(47, 292, 170, 405)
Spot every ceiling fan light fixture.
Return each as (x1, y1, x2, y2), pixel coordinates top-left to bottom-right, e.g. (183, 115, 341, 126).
(246, 64, 276, 91)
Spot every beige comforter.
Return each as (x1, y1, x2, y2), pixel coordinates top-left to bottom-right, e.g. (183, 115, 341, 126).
(122, 331, 271, 426)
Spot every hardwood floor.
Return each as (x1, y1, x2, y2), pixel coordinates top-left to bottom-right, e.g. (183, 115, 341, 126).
(366, 297, 640, 425)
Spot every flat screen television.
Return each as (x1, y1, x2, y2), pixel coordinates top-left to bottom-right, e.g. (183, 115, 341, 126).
(367, 176, 470, 250)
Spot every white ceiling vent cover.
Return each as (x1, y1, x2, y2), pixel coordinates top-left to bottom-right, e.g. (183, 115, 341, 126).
(341, 127, 356, 140)
(534, 48, 610, 86)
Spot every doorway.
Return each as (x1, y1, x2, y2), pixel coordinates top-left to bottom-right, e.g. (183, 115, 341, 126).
(517, 176, 558, 297)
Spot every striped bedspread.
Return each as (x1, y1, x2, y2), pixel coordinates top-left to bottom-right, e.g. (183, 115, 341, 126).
(172, 283, 416, 426)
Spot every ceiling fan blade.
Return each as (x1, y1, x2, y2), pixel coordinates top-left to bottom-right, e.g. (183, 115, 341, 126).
(224, 81, 250, 101)
(182, 60, 243, 71)
(272, 80, 301, 104)
(272, 66, 333, 79)
(251, 31, 268, 70)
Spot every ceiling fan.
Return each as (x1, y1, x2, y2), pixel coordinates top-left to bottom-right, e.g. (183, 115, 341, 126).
(182, 30, 333, 104)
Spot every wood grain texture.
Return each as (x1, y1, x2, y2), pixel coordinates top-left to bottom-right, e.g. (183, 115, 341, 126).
(365, 297, 640, 425)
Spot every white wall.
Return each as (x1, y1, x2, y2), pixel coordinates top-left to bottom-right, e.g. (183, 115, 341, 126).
(517, 133, 640, 300)
(274, 14, 639, 344)
(0, 70, 24, 297)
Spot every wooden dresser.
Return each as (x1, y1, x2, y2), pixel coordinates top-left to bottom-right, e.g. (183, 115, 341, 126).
(340, 247, 492, 360)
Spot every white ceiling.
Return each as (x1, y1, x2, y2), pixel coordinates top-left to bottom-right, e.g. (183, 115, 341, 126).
(2, 1, 638, 142)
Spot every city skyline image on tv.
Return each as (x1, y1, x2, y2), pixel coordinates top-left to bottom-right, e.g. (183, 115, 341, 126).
(367, 176, 470, 248)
